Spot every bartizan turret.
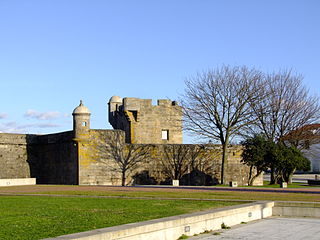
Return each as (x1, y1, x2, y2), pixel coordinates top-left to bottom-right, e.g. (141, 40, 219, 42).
(108, 96, 123, 127)
(72, 100, 91, 140)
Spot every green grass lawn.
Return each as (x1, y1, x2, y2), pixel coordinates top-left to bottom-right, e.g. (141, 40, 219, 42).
(1, 184, 320, 202)
(0, 196, 240, 240)
(23, 187, 320, 202)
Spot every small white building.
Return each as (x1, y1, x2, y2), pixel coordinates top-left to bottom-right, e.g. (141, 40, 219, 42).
(302, 143, 320, 172)
(285, 124, 320, 173)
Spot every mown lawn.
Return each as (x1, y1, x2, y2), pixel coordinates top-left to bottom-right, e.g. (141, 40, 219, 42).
(25, 188, 320, 202)
(0, 196, 240, 240)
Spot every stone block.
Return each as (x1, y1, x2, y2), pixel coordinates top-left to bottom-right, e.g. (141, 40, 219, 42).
(172, 180, 179, 186)
(229, 181, 238, 187)
(280, 182, 288, 188)
(0, 178, 36, 186)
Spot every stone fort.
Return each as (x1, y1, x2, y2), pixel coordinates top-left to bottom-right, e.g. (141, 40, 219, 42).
(0, 96, 262, 186)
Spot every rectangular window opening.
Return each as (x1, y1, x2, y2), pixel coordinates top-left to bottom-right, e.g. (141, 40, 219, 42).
(162, 130, 169, 140)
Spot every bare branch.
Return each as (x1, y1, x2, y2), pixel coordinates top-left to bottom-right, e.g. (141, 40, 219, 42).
(180, 65, 264, 183)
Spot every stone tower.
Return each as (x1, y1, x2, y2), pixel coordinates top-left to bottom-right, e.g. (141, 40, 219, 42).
(108, 96, 123, 127)
(108, 96, 182, 144)
(72, 100, 91, 140)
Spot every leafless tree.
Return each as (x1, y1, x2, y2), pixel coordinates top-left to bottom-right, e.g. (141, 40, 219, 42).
(105, 132, 153, 186)
(250, 70, 320, 142)
(249, 70, 320, 183)
(181, 66, 264, 184)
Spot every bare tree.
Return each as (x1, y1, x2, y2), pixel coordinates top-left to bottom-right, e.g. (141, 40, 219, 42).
(181, 66, 263, 184)
(106, 132, 153, 186)
(250, 70, 320, 142)
(249, 70, 320, 183)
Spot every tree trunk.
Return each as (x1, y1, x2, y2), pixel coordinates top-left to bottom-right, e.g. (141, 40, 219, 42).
(249, 169, 263, 186)
(247, 165, 253, 185)
(249, 175, 257, 186)
(121, 171, 126, 186)
(288, 168, 295, 184)
(221, 142, 228, 185)
(270, 164, 275, 184)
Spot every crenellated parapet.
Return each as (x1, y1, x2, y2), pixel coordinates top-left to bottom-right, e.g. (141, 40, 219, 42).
(108, 96, 182, 144)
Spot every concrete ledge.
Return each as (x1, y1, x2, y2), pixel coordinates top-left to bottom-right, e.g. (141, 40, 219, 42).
(273, 201, 320, 218)
(45, 201, 274, 240)
(0, 178, 36, 186)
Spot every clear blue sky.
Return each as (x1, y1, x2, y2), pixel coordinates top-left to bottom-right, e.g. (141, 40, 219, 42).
(0, 0, 319, 143)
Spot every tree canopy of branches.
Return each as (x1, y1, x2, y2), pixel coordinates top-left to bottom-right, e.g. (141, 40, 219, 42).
(106, 132, 153, 186)
(250, 70, 320, 142)
(242, 135, 310, 185)
(181, 65, 264, 184)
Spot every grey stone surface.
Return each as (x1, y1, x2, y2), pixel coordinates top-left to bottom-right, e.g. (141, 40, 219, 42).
(190, 217, 320, 240)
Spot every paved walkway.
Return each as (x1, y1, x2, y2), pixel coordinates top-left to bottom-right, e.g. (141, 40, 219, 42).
(189, 217, 320, 240)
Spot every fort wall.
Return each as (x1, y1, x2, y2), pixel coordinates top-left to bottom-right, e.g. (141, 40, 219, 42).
(0, 98, 262, 186)
(0, 132, 77, 184)
(77, 129, 123, 185)
(33, 131, 77, 184)
(0, 133, 33, 179)
(142, 144, 262, 186)
(76, 138, 262, 186)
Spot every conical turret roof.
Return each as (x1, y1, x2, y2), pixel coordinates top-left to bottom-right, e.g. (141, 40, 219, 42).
(72, 100, 91, 115)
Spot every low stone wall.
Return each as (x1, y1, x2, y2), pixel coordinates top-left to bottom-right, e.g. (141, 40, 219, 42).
(273, 201, 320, 218)
(0, 178, 36, 186)
(46, 201, 274, 240)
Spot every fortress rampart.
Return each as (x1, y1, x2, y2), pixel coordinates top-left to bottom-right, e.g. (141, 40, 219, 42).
(0, 98, 262, 186)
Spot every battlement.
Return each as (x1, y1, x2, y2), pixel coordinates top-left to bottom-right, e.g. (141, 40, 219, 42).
(108, 96, 182, 144)
(118, 97, 178, 111)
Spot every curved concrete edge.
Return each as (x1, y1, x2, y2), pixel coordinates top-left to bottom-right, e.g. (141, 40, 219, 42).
(273, 201, 320, 218)
(0, 178, 36, 186)
(44, 201, 274, 240)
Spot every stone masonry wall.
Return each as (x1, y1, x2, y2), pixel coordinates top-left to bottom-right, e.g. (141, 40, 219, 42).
(109, 97, 182, 144)
(33, 131, 77, 184)
(0, 133, 34, 179)
(0, 132, 77, 184)
(78, 129, 123, 185)
(77, 129, 262, 186)
(0, 130, 262, 186)
(142, 144, 262, 186)
(126, 99, 182, 144)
